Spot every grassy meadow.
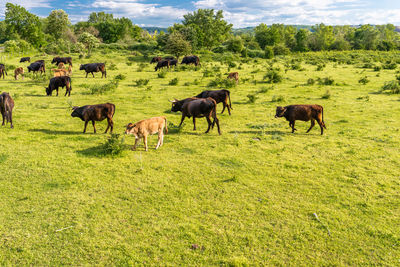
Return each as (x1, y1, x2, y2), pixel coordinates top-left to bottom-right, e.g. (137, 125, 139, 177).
(0, 51, 399, 265)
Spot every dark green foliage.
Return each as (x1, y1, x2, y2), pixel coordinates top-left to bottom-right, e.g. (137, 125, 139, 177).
(108, 62, 118, 70)
(382, 62, 397, 70)
(102, 134, 126, 156)
(316, 63, 326, 71)
(114, 74, 126, 80)
(169, 78, 179, 86)
(137, 63, 147, 72)
(307, 78, 315, 85)
(264, 70, 283, 83)
(271, 95, 285, 102)
(374, 65, 382, 71)
(247, 94, 258, 103)
(158, 71, 167, 78)
(381, 80, 400, 94)
(317, 77, 335, 85)
(264, 46, 274, 59)
(134, 79, 150, 86)
(358, 76, 369, 85)
(89, 79, 119, 94)
(208, 77, 236, 88)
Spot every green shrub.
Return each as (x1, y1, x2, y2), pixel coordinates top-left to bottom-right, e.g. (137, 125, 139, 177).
(383, 62, 397, 70)
(317, 77, 335, 85)
(247, 94, 258, 103)
(108, 62, 118, 70)
(374, 65, 382, 71)
(102, 134, 126, 156)
(264, 46, 274, 59)
(134, 79, 149, 86)
(307, 78, 315, 85)
(158, 71, 167, 78)
(316, 63, 326, 71)
(114, 74, 126, 80)
(271, 95, 285, 102)
(169, 78, 179, 86)
(208, 77, 236, 88)
(381, 80, 400, 94)
(89, 79, 119, 95)
(264, 70, 283, 84)
(358, 76, 369, 85)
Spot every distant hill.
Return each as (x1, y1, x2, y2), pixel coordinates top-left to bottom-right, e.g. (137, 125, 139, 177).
(142, 27, 168, 34)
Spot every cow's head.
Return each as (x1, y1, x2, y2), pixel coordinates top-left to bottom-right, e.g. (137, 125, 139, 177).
(71, 106, 80, 117)
(275, 106, 287, 118)
(45, 87, 52, 96)
(125, 123, 137, 135)
(51, 58, 57, 64)
(79, 64, 84, 70)
(27, 66, 31, 72)
(170, 99, 184, 112)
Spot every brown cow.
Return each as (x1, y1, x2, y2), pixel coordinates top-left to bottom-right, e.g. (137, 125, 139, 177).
(275, 105, 326, 135)
(195, 89, 232, 115)
(14, 67, 24, 80)
(125, 116, 168, 151)
(0, 92, 14, 128)
(227, 72, 239, 83)
(0, 64, 7, 79)
(71, 103, 115, 133)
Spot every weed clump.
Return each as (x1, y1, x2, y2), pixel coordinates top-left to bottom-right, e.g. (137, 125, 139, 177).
(381, 80, 400, 94)
(358, 76, 369, 85)
(264, 69, 283, 83)
(134, 78, 149, 87)
(158, 71, 167, 78)
(89, 78, 119, 95)
(169, 78, 179, 86)
(102, 134, 126, 156)
(321, 90, 331, 99)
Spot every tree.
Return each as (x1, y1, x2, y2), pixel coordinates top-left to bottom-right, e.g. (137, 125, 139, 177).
(4, 3, 46, 47)
(353, 25, 379, 50)
(226, 36, 244, 53)
(78, 32, 100, 55)
(255, 24, 285, 49)
(294, 29, 309, 52)
(88, 12, 114, 24)
(46, 9, 70, 39)
(165, 32, 191, 60)
(309, 23, 335, 51)
(181, 9, 232, 49)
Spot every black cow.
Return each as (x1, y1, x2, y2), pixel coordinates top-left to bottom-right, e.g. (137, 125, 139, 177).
(45, 76, 72, 96)
(20, 57, 30, 63)
(164, 56, 176, 61)
(170, 97, 221, 134)
(195, 89, 232, 115)
(79, 63, 106, 78)
(181, 55, 200, 66)
(71, 103, 115, 133)
(28, 61, 45, 74)
(0, 92, 14, 128)
(155, 60, 170, 71)
(150, 56, 162, 63)
(52, 57, 72, 66)
(168, 59, 178, 67)
(0, 64, 7, 79)
(275, 105, 326, 135)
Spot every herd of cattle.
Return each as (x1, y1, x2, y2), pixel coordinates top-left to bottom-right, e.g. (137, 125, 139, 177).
(0, 55, 327, 151)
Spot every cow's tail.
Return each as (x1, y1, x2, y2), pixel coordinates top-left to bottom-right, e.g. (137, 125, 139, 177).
(4, 69, 7, 76)
(164, 116, 168, 134)
(227, 90, 232, 110)
(321, 106, 326, 129)
(110, 103, 116, 118)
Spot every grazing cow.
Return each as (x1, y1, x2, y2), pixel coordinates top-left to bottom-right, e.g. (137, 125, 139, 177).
(45, 76, 72, 96)
(155, 60, 170, 71)
(181, 55, 200, 66)
(52, 69, 68, 77)
(34, 60, 46, 73)
(0, 92, 14, 128)
(168, 59, 178, 67)
(52, 57, 72, 66)
(125, 116, 168, 151)
(195, 89, 232, 115)
(71, 103, 115, 134)
(227, 72, 239, 83)
(28, 62, 45, 75)
(79, 63, 106, 78)
(20, 57, 30, 63)
(14, 67, 24, 80)
(58, 62, 65, 69)
(0, 64, 7, 79)
(150, 56, 162, 63)
(275, 105, 326, 135)
(170, 97, 221, 134)
(163, 56, 176, 61)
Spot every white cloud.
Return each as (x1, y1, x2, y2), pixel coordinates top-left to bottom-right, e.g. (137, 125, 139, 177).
(0, 0, 51, 18)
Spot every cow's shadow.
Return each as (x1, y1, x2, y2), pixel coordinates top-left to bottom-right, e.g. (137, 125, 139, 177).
(76, 145, 106, 157)
(31, 128, 81, 135)
(228, 130, 288, 135)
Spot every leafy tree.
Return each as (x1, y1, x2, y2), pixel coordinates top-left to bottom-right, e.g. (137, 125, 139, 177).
(78, 32, 100, 55)
(4, 3, 46, 47)
(181, 9, 232, 49)
(255, 24, 285, 49)
(45, 9, 71, 39)
(165, 32, 192, 60)
(226, 36, 244, 53)
(309, 23, 335, 51)
(168, 23, 199, 50)
(294, 29, 309, 52)
(264, 46, 274, 59)
(353, 24, 379, 50)
(88, 12, 114, 24)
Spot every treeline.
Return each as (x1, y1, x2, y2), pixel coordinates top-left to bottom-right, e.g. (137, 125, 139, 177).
(1, 2, 400, 58)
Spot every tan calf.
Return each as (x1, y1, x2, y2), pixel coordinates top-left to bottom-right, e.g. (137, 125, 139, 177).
(125, 116, 168, 151)
(53, 68, 68, 77)
(14, 67, 24, 80)
(58, 62, 65, 69)
(227, 72, 239, 83)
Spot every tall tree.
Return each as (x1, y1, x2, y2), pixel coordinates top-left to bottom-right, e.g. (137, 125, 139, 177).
(78, 32, 100, 55)
(165, 32, 191, 60)
(294, 29, 309, 52)
(181, 9, 232, 49)
(46, 9, 71, 39)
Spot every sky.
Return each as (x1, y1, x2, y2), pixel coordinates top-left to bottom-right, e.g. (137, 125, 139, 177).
(1, 0, 400, 28)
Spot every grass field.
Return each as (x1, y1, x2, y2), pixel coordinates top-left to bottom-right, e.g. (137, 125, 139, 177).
(0, 51, 399, 265)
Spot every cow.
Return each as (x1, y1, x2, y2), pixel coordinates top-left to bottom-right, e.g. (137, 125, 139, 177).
(28, 62, 45, 75)
(58, 62, 65, 69)
(52, 57, 72, 66)
(168, 59, 178, 67)
(79, 63, 106, 78)
(0, 64, 7, 79)
(170, 97, 221, 135)
(195, 89, 232, 115)
(20, 57, 30, 63)
(52, 68, 68, 77)
(155, 60, 170, 71)
(14, 67, 24, 80)
(0, 92, 14, 128)
(34, 60, 46, 73)
(227, 72, 239, 84)
(275, 105, 326, 135)
(125, 116, 168, 151)
(181, 55, 200, 66)
(150, 56, 162, 63)
(71, 103, 115, 134)
(163, 56, 176, 61)
(45, 76, 72, 96)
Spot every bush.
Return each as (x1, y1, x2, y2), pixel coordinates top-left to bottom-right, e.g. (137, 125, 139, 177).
(169, 78, 179, 86)
(134, 79, 149, 86)
(158, 71, 167, 78)
(316, 63, 326, 71)
(137, 63, 147, 72)
(247, 94, 258, 103)
(273, 44, 290, 56)
(264, 46, 274, 59)
(381, 80, 400, 94)
(374, 65, 382, 71)
(307, 78, 315, 85)
(358, 76, 369, 85)
(317, 77, 335, 85)
(89, 79, 119, 95)
(271, 95, 285, 102)
(102, 134, 126, 156)
(208, 77, 236, 88)
(264, 70, 283, 84)
(228, 61, 237, 68)
(383, 62, 397, 70)
(115, 74, 126, 80)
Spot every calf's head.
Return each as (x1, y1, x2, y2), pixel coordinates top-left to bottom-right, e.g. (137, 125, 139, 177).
(125, 123, 138, 135)
(275, 106, 287, 118)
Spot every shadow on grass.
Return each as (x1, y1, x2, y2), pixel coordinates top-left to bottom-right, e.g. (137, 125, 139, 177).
(31, 128, 81, 135)
(228, 130, 288, 135)
(76, 145, 107, 158)
(23, 94, 47, 97)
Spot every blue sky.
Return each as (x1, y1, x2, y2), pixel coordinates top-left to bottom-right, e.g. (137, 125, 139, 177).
(1, 0, 400, 27)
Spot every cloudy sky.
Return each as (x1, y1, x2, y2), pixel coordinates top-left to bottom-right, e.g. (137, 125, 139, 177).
(1, 0, 400, 27)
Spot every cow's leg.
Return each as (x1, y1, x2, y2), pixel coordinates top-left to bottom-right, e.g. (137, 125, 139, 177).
(291, 121, 296, 133)
(205, 117, 212, 133)
(133, 138, 140, 150)
(221, 103, 226, 114)
(83, 121, 88, 133)
(92, 72, 95, 78)
(56, 89, 59, 96)
(156, 132, 162, 149)
(178, 115, 185, 128)
(92, 120, 96, 133)
(143, 136, 148, 151)
(1, 113, 5, 126)
(317, 120, 324, 135)
(9, 110, 13, 129)
(105, 117, 113, 133)
(193, 117, 196, 130)
(306, 119, 315, 133)
(85, 72, 88, 78)
(214, 117, 221, 135)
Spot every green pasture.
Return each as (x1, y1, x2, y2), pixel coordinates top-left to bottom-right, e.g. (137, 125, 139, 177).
(0, 51, 399, 265)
